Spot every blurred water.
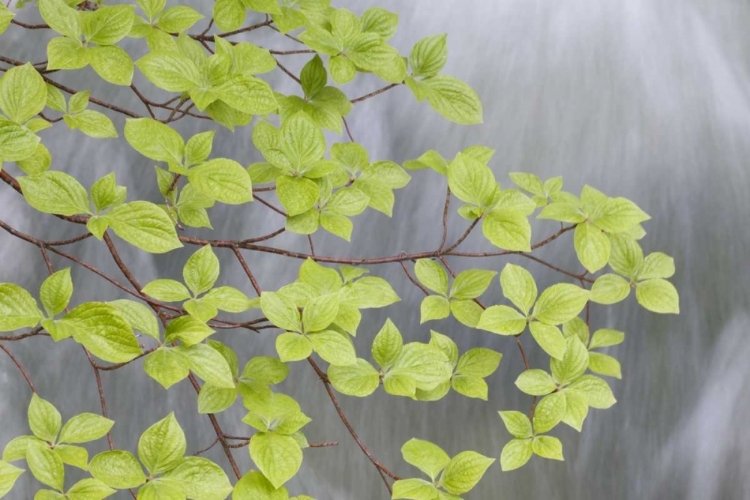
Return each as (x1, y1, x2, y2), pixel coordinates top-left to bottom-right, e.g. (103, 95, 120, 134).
(1, 1, 749, 498)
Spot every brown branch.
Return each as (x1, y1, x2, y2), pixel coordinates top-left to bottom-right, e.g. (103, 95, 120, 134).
(0, 344, 36, 393)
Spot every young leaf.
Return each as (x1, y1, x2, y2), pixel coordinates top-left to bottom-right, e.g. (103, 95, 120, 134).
(440, 451, 495, 495)
(28, 394, 62, 443)
(0, 283, 44, 331)
(532, 436, 564, 461)
(574, 222, 611, 273)
(144, 348, 190, 390)
(500, 438, 533, 471)
(420, 295, 450, 323)
(391, 478, 438, 500)
(449, 269, 495, 300)
(421, 75, 483, 125)
(550, 336, 589, 384)
(533, 392, 566, 434)
(410, 34, 447, 78)
(401, 438, 450, 481)
(18, 171, 90, 216)
(59, 413, 114, 444)
(328, 359, 380, 397)
(39, 268, 73, 317)
(514, 369, 556, 396)
(249, 433, 302, 489)
(414, 259, 449, 296)
(183, 245, 220, 296)
(371, 318, 403, 369)
(588, 352, 622, 379)
(142, 279, 191, 302)
(89, 450, 146, 489)
(590, 274, 631, 305)
(532, 284, 590, 325)
(588, 329, 624, 349)
(162, 456, 232, 500)
(456, 348, 502, 378)
(498, 411, 532, 439)
(482, 210, 532, 252)
(106, 201, 183, 254)
(568, 375, 617, 409)
(635, 279, 680, 314)
(477, 305, 526, 336)
(0, 64, 46, 124)
(26, 441, 64, 490)
(276, 332, 313, 362)
(138, 413, 186, 475)
(500, 264, 537, 315)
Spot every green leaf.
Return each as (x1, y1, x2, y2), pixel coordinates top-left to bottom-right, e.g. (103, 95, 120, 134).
(574, 222, 611, 273)
(388, 343, 453, 391)
(157, 6, 203, 33)
(450, 299, 483, 328)
(500, 438, 533, 471)
(18, 171, 90, 216)
(136, 53, 200, 92)
(142, 279, 191, 302)
(138, 413, 186, 475)
(144, 348, 190, 390)
(590, 274, 631, 305)
(410, 34, 448, 79)
(109, 299, 159, 341)
(532, 436, 563, 461)
(106, 201, 182, 254)
(401, 438, 449, 481)
(588, 328, 624, 349)
(328, 359, 379, 397)
(361, 7, 398, 40)
(498, 411, 532, 439)
(3, 435, 33, 462)
(59, 413, 113, 444)
(418, 75, 483, 125)
(550, 336, 589, 384)
(182, 245, 219, 296)
(241, 356, 288, 385)
(476, 305, 526, 336)
(90, 173, 126, 212)
(279, 111, 326, 171)
(63, 109, 117, 139)
(533, 392, 566, 434)
(391, 478, 438, 500)
(428, 331, 459, 367)
(529, 322, 566, 360)
(261, 292, 301, 332)
(249, 433, 302, 489)
(568, 375, 617, 409)
(178, 343, 235, 388)
(277, 176, 320, 216)
(320, 212, 352, 241)
(309, 330, 356, 366)
(301, 55, 327, 98)
(450, 269, 495, 300)
(371, 318, 403, 369)
(0, 6, 14, 36)
(340, 276, 400, 309)
(83, 5, 134, 45)
(637, 252, 675, 280)
(635, 279, 680, 314)
(420, 295, 450, 323)
(46, 37, 88, 70)
(588, 352, 622, 379)
(499, 264, 537, 315)
(0, 120, 39, 162)
(232, 470, 288, 500)
(26, 441, 64, 490)
(446, 153, 495, 207)
(90, 450, 146, 489)
(0, 283, 43, 332)
(63, 302, 142, 363)
(302, 295, 339, 333)
(515, 369, 556, 396)
(0, 461, 24, 497)
(184, 131, 214, 167)
(451, 376, 488, 400)
(89, 45, 134, 86)
(456, 347, 501, 378)
(54, 444, 88, 470)
(561, 389, 589, 431)
(532, 284, 590, 325)
(608, 234, 643, 278)
(16, 143, 52, 175)
(590, 197, 650, 233)
(164, 315, 214, 345)
(189, 158, 253, 205)
(414, 259, 448, 296)
(482, 210, 531, 252)
(28, 394, 61, 443)
(39, 268, 73, 317)
(563, 317, 590, 346)
(210, 75, 278, 115)
(441, 451, 495, 495)
(0, 64, 46, 124)
(66, 478, 116, 500)
(212, 0, 245, 32)
(124, 118, 184, 164)
(328, 55, 356, 84)
(163, 456, 232, 500)
(39, 0, 81, 40)
(204, 286, 253, 313)
(275, 332, 312, 362)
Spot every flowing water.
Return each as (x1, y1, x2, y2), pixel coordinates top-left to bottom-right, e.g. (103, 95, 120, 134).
(1, 1, 749, 498)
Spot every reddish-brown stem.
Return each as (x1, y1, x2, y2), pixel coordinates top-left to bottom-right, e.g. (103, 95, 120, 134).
(0, 344, 36, 393)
